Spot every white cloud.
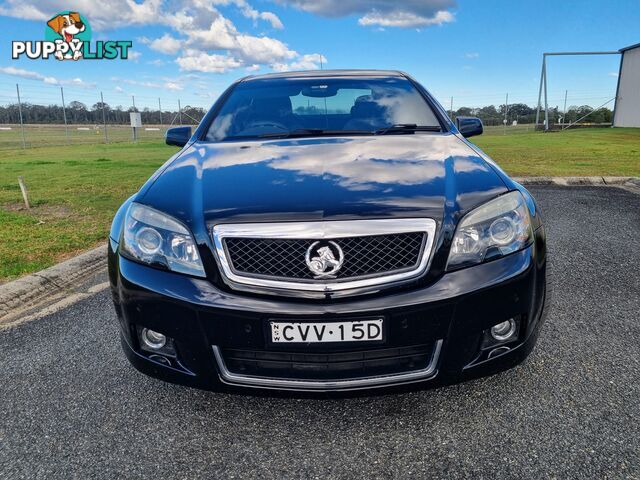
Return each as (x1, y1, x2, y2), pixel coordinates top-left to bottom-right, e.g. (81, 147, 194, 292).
(0, 66, 95, 88)
(0, 0, 325, 75)
(235, 35, 296, 63)
(127, 51, 142, 62)
(114, 86, 125, 93)
(465, 52, 479, 59)
(234, 0, 284, 28)
(141, 34, 184, 55)
(608, 72, 619, 78)
(111, 76, 186, 91)
(276, 0, 456, 28)
(0, 66, 57, 84)
(164, 81, 184, 91)
(67, 77, 96, 88)
(259, 11, 284, 29)
(271, 54, 327, 72)
(0, 0, 283, 30)
(196, 91, 219, 99)
(176, 51, 243, 73)
(0, 0, 164, 29)
(0, 3, 47, 21)
(176, 15, 295, 63)
(358, 10, 453, 27)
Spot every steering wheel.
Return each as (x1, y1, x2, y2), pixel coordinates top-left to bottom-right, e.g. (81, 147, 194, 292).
(244, 121, 289, 131)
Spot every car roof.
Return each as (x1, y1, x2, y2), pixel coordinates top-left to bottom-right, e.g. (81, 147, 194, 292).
(240, 69, 407, 82)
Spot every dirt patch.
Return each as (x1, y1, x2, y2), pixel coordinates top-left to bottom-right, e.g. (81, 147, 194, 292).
(2, 203, 72, 219)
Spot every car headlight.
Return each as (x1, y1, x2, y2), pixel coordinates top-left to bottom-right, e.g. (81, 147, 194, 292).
(446, 191, 533, 270)
(121, 203, 205, 277)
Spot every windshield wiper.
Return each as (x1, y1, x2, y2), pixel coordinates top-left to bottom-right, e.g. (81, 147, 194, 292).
(257, 128, 372, 139)
(374, 124, 442, 135)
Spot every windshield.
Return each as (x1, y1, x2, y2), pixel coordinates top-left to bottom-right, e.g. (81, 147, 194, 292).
(206, 76, 442, 141)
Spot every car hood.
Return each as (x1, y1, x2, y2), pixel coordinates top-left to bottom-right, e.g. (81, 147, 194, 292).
(140, 134, 507, 228)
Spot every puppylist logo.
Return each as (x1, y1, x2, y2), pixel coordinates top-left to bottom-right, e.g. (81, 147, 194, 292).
(12, 11, 132, 61)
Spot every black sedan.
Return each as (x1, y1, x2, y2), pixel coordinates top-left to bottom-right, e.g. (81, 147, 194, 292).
(108, 70, 547, 393)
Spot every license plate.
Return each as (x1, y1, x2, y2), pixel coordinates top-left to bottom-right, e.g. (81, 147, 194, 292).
(270, 319, 383, 343)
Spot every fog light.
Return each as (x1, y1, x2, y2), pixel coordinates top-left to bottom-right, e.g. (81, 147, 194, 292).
(490, 319, 517, 341)
(141, 328, 166, 350)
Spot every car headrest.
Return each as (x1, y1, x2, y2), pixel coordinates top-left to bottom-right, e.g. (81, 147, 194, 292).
(250, 96, 293, 116)
(350, 96, 386, 119)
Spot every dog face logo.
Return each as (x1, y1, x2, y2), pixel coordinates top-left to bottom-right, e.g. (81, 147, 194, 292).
(305, 241, 344, 278)
(45, 11, 90, 60)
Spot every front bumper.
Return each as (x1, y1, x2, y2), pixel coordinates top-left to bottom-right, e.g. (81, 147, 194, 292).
(109, 231, 547, 394)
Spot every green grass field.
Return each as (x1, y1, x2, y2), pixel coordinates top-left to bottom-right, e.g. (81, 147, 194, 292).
(0, 141, 175, 281)
(475, 127, 640, 177)
(1, 127, 639, 282)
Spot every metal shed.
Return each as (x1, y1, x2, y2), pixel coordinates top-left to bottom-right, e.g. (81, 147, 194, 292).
(613, 43, 640, 127)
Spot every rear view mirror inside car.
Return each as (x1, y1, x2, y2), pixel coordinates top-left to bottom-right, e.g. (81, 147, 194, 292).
(301, 85, 338, 97)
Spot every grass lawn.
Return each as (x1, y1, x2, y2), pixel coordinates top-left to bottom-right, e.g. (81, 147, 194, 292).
(0, 141, 178, 281)
(475, 127, 640, 177)
(1, 127, 639, 282)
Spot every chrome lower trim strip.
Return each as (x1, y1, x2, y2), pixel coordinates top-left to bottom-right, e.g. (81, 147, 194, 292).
(211, 219, 437, 293)
(212, 339, 442, 392)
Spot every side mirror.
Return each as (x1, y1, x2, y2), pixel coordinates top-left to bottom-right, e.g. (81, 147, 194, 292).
(165, 126, 192, 147)
(456, 116, 483, 138)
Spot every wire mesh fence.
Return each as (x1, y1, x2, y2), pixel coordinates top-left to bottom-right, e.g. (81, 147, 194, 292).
(0, 78, 206, 150)
(0, 77, 617, 150)
(0, 123, 175, 149)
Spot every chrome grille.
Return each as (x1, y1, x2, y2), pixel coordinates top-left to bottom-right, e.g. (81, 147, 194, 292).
(225, 232, 425, 280)
(211, 219, 437, 293)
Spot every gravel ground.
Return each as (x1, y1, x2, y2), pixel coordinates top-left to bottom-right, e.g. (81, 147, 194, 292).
(1, 186, 639, 479)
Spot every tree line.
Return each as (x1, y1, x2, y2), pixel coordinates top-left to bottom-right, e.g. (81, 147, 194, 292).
(0, 101, 207, 125)
(454, 103, 613, 126)
(0, 100, 613, 126)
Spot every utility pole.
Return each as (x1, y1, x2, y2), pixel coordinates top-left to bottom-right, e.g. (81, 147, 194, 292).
(178, 99, 182, 125)
(158, 97, 163, 127)
(450, 96, 454, 120)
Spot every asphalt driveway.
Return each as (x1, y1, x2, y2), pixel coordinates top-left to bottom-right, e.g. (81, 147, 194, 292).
(1, 186, 639, 479)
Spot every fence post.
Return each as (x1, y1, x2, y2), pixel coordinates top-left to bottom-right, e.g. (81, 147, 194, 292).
(535, 54, 545, 130)
(16, 83, 26, 149)
(100, 91, 108, 143)
(18, 176, 30, 209)
(503, 92, 509, 135)
(131, 95, 137, 141)
(543, 58, 549, 131)
(60, 86, 69, 144)
(562, 90, 568, 128)
(158, 98, 163, 127)
(178, 99, 182, 126)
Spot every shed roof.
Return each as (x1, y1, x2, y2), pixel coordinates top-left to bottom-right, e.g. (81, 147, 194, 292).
(620, 42, 640, 53)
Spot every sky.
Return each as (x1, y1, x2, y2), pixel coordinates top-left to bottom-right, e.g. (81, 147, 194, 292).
(0, 0, 637, 112)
